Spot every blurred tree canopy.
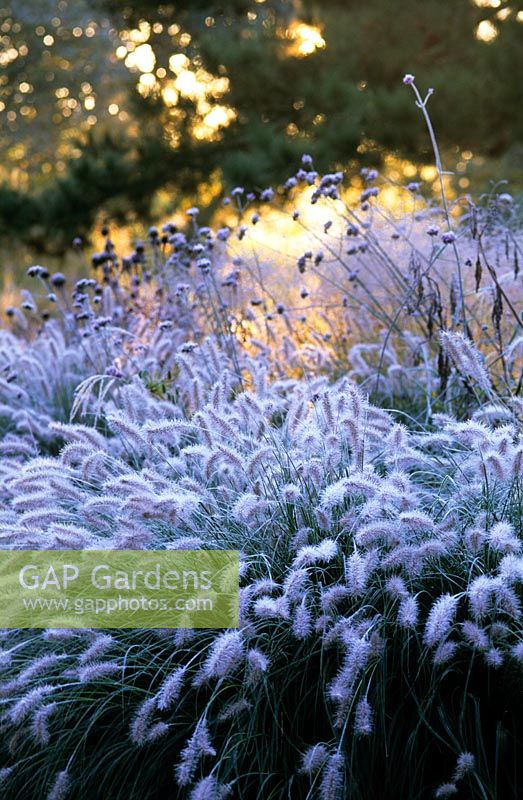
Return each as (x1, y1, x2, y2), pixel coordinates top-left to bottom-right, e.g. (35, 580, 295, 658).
(0, 0, 522, 251)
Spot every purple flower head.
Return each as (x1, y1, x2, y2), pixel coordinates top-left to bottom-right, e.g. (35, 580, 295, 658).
(360, 187, 379, 203)
(360, 167, 379, 182)
(216, 227, 230, 241)
(260, 187, 274, 202)
(51, 273, 66, 288)
(442, 231, 457, 245)
(105, 366, 123, 379)
(403, 73, 415, 85)
(186, 207, 199, 218)
(170, 232, 187, 248)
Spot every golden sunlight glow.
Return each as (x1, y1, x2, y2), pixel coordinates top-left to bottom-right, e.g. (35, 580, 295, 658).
(284, 22, 326, 57)
(420, 165, 438, 181)
(473, 0, 501, 6)
(173, 64, 235, 140)
(123, 21, 151, 44)
(169, 53, 190, 73)
(116, 22, 236, 144)
(125, 43, 156, 73)
(137, 77, 159, 98)
(194, 105, 236, 139)
(162, 85, 179, 106)
(0, 47, 18, 67)
(475, 19, 499, 41)
(139, 72, 156, 88)
(174, 69, 200, 98)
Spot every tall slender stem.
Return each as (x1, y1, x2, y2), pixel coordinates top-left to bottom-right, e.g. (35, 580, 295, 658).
(406, 78, 468, 332)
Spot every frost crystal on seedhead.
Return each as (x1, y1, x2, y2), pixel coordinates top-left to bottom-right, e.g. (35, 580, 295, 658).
(175, 719, 216, 787)
(129, 697, 157, 745)
(487, 521, 521, 555)
(18, 653, 68, 683)
(439, 331, 491, 392)
(386, 576, 407, 598)
(146, 721, 169, 742)
(348, 549, 376, 596)
(453, 752, 475, 781)
(9, 684, 56, 724)
(511, 641, 523, 663)
(253, 596, 290, 620)
(245, 648, 269, 685)
(461, 620, 489, 651)
(31, 702, 58, 746)
(293, 598, 313, 639)
(0, 767, 14, 784)
(47, 770, 70, 800)
(354, 698, 373, 736)
(434, 783, 457, 799)
(484, 647, 503, 668)
(283, 568, 309, 602)
(424, 594, 458, 647)
(281, 483, 301, 503)
(201, 631, 244, 680)
(468, 575, 496, 619)
(189, 775, 232, 800)
(433, 641, 458, 666)
(300, 743, 329, 774)
(217, 698, 251, 723)
(79, 633, 114, 665)
(293, 539, 338, 568)
(78, 661, 121, 684)
(321, 478, 350, 509)
(319, 752, 345, 800)
(156, 666, 186, 711)
(0, 648, 12, 669)
(499, 554, 523, 583)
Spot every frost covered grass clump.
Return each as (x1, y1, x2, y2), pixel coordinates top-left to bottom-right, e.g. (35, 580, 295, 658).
(0, 340, 522, 799)
(0, 79, 522, 800)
